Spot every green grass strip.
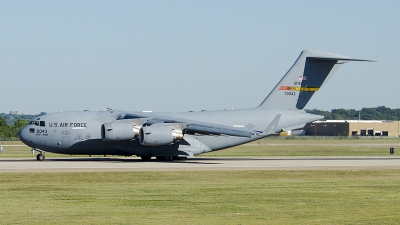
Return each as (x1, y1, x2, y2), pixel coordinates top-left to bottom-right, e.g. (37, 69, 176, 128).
(1, 170, 400, 224)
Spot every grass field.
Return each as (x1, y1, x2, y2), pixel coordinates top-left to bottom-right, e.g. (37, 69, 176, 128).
(1, 137, 399, 158)
(1, 170, 400, 224)
(1, 138, 400, 224)
(204, 136, 400, 156)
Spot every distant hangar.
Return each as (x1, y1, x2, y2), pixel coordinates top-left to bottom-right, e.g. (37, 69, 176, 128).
(304, 120, 400, 137)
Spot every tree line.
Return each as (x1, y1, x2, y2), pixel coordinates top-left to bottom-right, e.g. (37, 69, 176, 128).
(0, 117, 29, 138)
(306, 106, 400, 121)
(0, 112, 45, 138)
(0, 112, 46, 125)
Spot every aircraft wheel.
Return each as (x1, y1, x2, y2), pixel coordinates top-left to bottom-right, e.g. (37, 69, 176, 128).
(36, 154, 45, 161)
(141, 156, 151, 161)
(156, 156, 173, 161)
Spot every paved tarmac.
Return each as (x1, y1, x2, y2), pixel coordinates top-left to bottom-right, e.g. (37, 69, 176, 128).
(1, 156, 400, 172)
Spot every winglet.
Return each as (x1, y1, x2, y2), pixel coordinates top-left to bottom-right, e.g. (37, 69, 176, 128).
(263, 114, 281, 135)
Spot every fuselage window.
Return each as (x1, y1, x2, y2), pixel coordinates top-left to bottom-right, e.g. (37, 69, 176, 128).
(40, 121, 45, 127)
(29, 128, 35, 133)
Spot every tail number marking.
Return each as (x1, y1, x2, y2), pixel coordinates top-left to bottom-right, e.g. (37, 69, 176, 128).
(284, 92, 296, 96)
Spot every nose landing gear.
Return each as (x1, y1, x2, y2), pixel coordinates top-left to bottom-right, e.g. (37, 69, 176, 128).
(34, 149, 45, 161)
(36, 154, 45, 161)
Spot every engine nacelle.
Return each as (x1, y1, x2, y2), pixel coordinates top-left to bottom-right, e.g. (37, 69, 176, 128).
(101, 122, 139, 141)
(139, 126, 183, 146)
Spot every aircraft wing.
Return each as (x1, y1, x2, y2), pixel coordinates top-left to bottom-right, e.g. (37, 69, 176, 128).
(187, 114, 280, 137)
(120, 112, 265, 138)
(184, 123, 258, 137)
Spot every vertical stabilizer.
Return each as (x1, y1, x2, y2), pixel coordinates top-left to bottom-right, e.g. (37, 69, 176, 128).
(258, 50, 371, 110)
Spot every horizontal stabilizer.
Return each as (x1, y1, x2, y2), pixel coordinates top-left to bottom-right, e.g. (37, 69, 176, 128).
(307, 57, 375, 62)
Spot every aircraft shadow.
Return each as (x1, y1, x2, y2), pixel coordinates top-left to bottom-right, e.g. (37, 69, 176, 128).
(42, 157, 223, 165)
(195, 157, 400, 161)
(1, 156, 400, 164)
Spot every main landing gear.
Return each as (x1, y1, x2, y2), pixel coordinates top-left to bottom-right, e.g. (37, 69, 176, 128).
(140, 156, 151, 161)
(140, 156, 188, 161)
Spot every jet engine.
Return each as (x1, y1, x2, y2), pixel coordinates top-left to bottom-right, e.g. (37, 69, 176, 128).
(139, 126, 183, 146)
(101, 122, 139, 141)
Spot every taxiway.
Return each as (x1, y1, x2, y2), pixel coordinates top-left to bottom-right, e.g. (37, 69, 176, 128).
(1, 156, 400, 172)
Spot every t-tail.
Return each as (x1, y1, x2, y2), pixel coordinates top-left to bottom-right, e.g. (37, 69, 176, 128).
(258, 49, 373, 110)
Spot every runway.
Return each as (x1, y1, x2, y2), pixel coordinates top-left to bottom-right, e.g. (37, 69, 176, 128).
(1, 156, 400, 172)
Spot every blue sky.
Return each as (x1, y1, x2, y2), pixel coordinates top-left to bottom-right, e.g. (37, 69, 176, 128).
(1, 1, 399, 114)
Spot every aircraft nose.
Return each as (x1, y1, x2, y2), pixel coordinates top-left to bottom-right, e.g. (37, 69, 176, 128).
(19, 126, 30, 146)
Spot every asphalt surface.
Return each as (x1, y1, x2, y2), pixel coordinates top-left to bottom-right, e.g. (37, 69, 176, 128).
(1, 156, 400, 172)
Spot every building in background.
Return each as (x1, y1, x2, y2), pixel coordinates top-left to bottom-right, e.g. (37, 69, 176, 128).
(304, 120, 400, 137)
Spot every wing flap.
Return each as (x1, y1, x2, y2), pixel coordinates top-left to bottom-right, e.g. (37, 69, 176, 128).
(264, 114, 281, 134)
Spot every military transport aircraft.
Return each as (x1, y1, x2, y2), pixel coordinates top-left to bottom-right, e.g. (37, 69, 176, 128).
(19, 49, 372, 161)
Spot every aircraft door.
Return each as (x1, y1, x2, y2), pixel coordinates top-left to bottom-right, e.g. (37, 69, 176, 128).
(62, 136, 70, 148)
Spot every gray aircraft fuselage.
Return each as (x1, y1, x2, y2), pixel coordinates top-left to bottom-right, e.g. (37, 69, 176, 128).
(18, 49, 372, 160)
(19, 109, 320, 157)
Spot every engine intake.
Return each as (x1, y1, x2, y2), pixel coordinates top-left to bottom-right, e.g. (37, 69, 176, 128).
(101, 122, 139, 141)
(139, 126, 183, 146)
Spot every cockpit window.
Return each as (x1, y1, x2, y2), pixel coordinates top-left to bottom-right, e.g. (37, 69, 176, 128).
(29, 120, 45, 126)
(30, 120, 46, 126)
